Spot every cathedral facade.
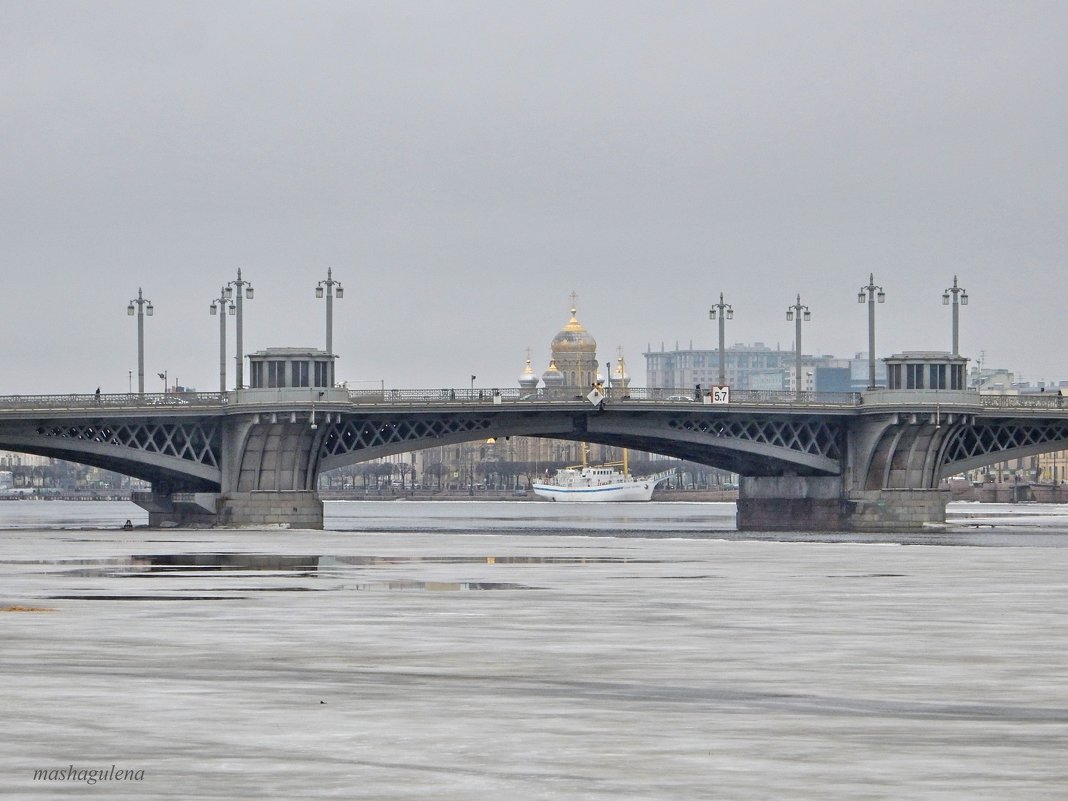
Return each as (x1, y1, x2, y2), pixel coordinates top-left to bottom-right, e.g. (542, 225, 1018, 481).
(505, 301, 631, 467)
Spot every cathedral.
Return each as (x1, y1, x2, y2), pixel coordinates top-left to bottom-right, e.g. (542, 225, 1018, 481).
(353, 298, 639, 487)
(542, 301, 599, 394)
(506, 299, 632, 466)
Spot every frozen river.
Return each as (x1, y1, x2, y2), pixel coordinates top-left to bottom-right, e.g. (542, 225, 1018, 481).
(2, 500, 1067, 799)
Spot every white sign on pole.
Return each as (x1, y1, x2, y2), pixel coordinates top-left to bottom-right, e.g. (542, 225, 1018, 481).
(587, 388, 605, 407)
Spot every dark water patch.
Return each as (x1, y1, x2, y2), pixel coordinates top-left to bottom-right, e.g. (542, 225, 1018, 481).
(46, 595, 246, 601)
(0, 558, 134, 566)
(180, 586, 320, 592)
(44, 552, 676, 578)
(609, 574, 719, 580)
(353, 581, 539, 591)
(662, 575, 718, 579)
(825, 573, 907, 578)
(429, 528, 726, 539)
(708, 530, 1068, 547)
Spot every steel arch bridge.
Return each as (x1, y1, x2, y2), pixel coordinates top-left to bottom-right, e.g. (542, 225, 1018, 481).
(5, 388, 1068, 529)
(5, 393, 1068, 489)
(0, 405, 849, 495)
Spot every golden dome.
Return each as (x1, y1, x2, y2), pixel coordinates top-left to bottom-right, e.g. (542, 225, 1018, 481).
(551, 306, 597, 353)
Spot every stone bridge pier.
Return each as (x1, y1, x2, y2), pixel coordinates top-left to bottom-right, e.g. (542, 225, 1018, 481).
(736, 402, 969, 533)
(736, 477, 951, 533)
(736, 394, 998, 532)
(136, 413, 326, 529)
(737, 354, 979, 533)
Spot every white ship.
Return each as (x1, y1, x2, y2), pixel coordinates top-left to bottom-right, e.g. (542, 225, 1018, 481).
(532, 462, 673, 502)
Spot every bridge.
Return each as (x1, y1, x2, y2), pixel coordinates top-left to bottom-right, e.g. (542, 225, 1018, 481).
(4, 382, 1068, 531)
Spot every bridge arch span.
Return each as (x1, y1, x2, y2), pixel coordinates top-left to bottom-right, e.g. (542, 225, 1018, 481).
(939, 417, 1068, 478)
(0, 417, 222, 491)
(316, 408, 844, 477)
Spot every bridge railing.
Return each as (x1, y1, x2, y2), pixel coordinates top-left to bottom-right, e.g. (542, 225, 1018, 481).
(714, 389, 861, 406)
(0, 392, 229, 410)
(345, 387, 863, 407)
(979, 393, 1068, 410)
(6, 387, 1061, 412)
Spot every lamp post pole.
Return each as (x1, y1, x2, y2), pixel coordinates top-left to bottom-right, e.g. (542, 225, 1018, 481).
(858, 274, 886, 389)
(210, 286, 235, 393)
(709, 293, 734, 386)
(126, 288, 154, 395)
(226, 269, 254, 389)
(786, 294, 811, 398)
(942, 275, 969, 356)
(316, 268, 344, 356)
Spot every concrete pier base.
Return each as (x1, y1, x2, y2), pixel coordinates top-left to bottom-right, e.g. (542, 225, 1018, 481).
(217, 491, 324, 529)
(737, 476, 950, 532)
(132, 490, 324, 529)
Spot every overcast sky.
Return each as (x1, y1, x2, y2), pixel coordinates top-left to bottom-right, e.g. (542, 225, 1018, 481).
(3, 1, 1066, 394)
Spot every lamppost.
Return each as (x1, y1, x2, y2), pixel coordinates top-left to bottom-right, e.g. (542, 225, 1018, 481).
(857, 273, 886, 389)
(209, 286, 235, 393)
(315, 268, 343, 356)
(157, 370, 168, 393)
(786, 294, 811, 398)
(126, 288, 154, 394)
(708, 292, 734, 386)
(942, 275, 969, 356)
(226, 269, 254, 389)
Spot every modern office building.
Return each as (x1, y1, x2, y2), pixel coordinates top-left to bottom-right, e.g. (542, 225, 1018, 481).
(644, 343, 885, 392)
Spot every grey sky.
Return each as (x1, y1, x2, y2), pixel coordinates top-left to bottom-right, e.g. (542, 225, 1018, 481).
(3, 1, 1066, 394)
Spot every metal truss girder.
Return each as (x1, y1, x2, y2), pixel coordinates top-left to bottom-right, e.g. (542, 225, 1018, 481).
(320, 415, 493, 458)
(317, 410, 844, 476)
(666, 414, 841, 461)
(33, 420, 221, 469)
(941, 418, 1068, 476)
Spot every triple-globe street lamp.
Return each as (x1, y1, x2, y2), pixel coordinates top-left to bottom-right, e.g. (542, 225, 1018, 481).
(126, 288, 154, 395)
(942, 275, 969, 356)
(708, 292, 734, 386)
(316, 268, 343, 357)
(227, 269, 254, 389)
(858, 274, 886, 390)
(786, 294, 811, 398)
(209, 287, 235, 393)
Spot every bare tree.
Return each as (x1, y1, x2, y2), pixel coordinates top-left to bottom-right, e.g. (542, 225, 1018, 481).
(424, 462, 449, 490)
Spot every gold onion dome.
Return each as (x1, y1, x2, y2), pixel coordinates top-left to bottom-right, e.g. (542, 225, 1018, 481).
(551, 306, 597, 353)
